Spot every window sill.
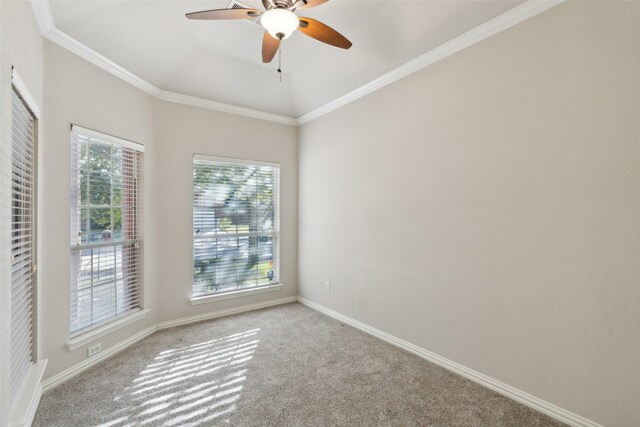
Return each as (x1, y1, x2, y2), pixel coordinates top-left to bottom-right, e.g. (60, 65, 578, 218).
(66, 309, 150, 351)
(10, 359, 47, 427)
(190, 283, 283, 306)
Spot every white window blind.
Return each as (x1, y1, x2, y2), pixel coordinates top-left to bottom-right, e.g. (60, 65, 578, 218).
(70, 126, 144, 335)
(193, 155, 279, 296)
(10, 87, 36, 399)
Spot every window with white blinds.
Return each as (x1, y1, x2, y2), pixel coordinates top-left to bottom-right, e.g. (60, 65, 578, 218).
(70, 126, 144, 335)
(193, 155, 279, 296)
(10, 86, 36, 399)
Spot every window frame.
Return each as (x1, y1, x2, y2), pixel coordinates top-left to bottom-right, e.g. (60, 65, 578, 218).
(191, 154, 281, 302)
(10, 75, 39, 401)
(8, 68, 50, 427)
(68, 125, 145, 339)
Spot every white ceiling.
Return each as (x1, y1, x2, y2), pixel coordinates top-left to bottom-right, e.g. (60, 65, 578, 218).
(48, 0, 522, 118)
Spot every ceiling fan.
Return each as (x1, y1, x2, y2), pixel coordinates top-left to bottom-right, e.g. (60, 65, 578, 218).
(185, 0, 352, 64)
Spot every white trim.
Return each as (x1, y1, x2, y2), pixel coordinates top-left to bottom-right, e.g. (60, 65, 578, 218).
(29, 0, 563, 127)
(45, 28, 161, 97)
(71, 124, 145, 152)
(66, 309, 150, 351)
(11, 68, 41, 119)
(29, 2, 297, 126)
(296, 0, 565, 124)
(194, 153, 280, 168)
(44, 294, 601, 426)
(9, 360, 47, 427)
(297, 297, 602, 427)
(158, 91, 298, 126)
(190, 284, 283, 305)
(29, 0, 54, 34)
(191, 156, 282, 305)
(160, 296, 295, 328)
(44, 326, 156, 392)
(42, 296, 296, 392)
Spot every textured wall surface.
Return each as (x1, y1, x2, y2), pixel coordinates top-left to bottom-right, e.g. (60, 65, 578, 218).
(298, 2, 640, 425)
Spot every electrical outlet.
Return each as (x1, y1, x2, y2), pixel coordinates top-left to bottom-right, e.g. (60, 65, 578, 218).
(87, 343, 102, 357)
(325, 282, 331, 293)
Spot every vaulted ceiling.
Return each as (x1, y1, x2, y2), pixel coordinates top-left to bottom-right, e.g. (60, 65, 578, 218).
(46, 0, 523, 119)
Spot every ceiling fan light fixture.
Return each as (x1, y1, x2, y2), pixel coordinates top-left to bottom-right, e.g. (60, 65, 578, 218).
(261, 8, 299, 39)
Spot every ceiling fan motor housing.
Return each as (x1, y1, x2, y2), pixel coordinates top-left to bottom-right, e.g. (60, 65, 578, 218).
(264, 0, 296, 11)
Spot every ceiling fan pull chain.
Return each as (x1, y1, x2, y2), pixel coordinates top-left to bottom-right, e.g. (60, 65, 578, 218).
(278, 46, 283, 82)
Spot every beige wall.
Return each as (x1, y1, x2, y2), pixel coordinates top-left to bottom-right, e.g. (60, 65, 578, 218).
(36, 41, 298, 381)
(3, 0, 639, 425)
(153, 101, 298, 321)
(39, 42, 159, 378)
(0, 1, 43, 424)
(0, 1, 297, 386)
(37, 43, 298, 380)
(298, 2, 640, 426)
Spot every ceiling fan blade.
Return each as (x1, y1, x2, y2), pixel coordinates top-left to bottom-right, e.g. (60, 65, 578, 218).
(298, 18, 352, 49)
(186, 8, 261, 20)
(262, 31, 280, 63)
(296, 0, 329, 10)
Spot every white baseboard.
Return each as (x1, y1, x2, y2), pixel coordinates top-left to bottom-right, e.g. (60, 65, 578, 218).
(157, 296, 297, 330)
(296, 296, 602, 427)
(42, 326, 156, 392)
(42, 296, 297, 392)
(39, 295, 600, 427)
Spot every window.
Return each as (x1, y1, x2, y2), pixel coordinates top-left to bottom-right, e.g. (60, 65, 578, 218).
(10, 86, 37, 400)
(70, 126, 144, 335)
(193, 155, 279, 296)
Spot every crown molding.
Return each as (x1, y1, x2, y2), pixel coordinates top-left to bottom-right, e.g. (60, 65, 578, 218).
(158, 90, 298, 126)
(46, 28, 162, 96)
(31, 0, 564, 127)
(29, 0, 297, 126)
(29, 0, 55, 34)
(297, 0, 565, 124)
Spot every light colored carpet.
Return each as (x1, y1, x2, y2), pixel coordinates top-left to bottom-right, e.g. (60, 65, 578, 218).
(34, 303, 563, 426)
